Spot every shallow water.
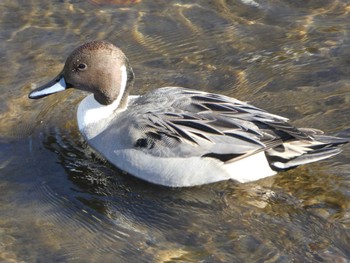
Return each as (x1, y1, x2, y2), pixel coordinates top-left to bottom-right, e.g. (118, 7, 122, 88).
(1, 0, 350, 262)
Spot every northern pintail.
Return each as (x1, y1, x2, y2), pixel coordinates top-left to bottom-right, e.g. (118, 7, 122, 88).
(29, 41, 348, 187)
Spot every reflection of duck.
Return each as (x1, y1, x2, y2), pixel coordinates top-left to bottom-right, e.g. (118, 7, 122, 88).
(29, 40, 348, 187)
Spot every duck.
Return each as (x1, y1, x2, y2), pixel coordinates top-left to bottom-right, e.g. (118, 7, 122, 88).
(28, 40, 348, 187)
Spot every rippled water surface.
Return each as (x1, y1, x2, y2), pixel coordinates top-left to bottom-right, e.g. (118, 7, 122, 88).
(1, 0, 350, 262)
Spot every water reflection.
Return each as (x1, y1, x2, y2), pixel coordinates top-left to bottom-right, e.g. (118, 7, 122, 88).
(1, 0, 350, 262)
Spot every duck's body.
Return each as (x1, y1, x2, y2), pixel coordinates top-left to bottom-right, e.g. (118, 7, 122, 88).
(79, 88, 279, 186)
(29, 41, 348, 187)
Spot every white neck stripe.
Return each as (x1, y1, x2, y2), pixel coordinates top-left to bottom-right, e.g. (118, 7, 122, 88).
(77, 65, 128, 139)
(113, 65, 128, 108)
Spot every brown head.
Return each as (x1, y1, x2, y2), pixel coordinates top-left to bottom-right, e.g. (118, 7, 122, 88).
(29, 40, 135, 106)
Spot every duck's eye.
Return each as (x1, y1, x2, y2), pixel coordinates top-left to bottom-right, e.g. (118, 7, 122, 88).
(77, 63, 87, 70)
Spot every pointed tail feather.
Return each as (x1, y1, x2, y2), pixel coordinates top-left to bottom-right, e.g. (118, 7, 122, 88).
(267, 134, 348, 170)
(271, 147, 342, 169)
(312, 134, 349, 146)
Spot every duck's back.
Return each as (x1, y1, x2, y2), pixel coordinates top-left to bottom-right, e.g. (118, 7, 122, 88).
(88, 87, 347, 186)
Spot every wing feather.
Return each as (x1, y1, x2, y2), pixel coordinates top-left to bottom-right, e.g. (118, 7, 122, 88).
(129, 87, 313, 162)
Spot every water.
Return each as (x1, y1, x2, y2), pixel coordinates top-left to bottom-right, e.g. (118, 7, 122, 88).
(1, 0, 350, 262)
